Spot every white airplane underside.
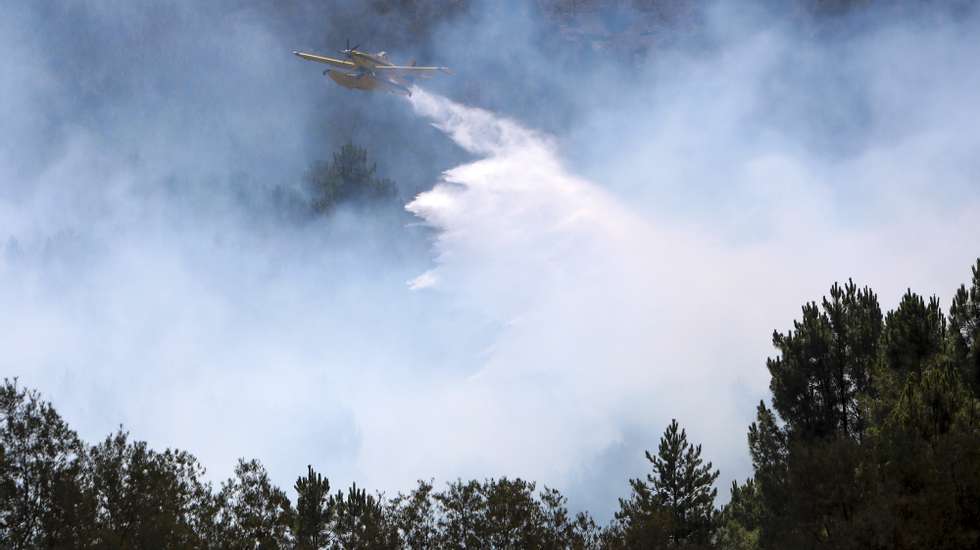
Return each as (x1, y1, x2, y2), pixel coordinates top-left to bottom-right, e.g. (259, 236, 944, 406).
(325, 69, 413, 96)
(294, 43, 450, 97)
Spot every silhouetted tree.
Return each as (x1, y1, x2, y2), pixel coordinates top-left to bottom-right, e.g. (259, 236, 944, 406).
(428, 477, 596, 549)
(388, 480, 439, 548)
(882, 290, 946, 380)
(767, 281, 882, 440)
(613, 419, 719, 549)
(433, 479, 484, 548)
(0, 379, 90, 548)
(746, 259, 980, 549)
(216, 459, 293, 549)
(539, 486, 601, 549)
(949, 259, 980, 394)
(478, 478, 550, 547)
(306, 142, 396, 214)
(294, 465, 332, 549)
(85, 429, 215, 548)
(328, 482, 398, 549)
(874, 364, 980, 549)
(715, 479, 762, 550)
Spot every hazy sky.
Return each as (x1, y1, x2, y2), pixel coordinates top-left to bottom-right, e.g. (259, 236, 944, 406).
(2, 0, 978, 520)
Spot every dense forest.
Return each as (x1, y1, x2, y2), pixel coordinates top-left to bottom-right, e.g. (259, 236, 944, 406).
(5, 0, 980, 548)
(4, 250, 979, 548)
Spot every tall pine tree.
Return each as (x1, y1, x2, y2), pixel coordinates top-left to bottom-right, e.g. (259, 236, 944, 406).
(294, 465, 331, 549)
(949, 259, 980, 394)
(614, 419, 719, 548)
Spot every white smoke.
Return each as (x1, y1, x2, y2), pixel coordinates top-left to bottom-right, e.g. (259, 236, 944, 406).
(348, 89, 758, 502)
(4, 0, 980, 522)
(349, 78, 980, 514)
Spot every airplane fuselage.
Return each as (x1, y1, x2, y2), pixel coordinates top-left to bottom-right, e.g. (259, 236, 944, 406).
(326, 50, 411, 95)
(348, 50, 391, 69)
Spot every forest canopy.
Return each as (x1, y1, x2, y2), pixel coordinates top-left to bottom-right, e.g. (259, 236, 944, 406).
(4, 257, 979, 549)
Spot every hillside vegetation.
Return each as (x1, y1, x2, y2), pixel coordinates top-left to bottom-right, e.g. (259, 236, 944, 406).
(4, 258, 979, 549)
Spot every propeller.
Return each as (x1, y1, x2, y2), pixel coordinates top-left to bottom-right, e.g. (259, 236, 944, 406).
(339, 38, 361, 58)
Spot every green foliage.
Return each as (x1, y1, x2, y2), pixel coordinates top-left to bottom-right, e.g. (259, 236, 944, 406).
(872, 366, 980, 548)
(215, 459, 293, 549)
(294, 465, 332, 549)
(306, 142, 396, 214)
(715, 480, 761, 550)
(388, 480, 439, 548)
(376, 476, 602, 549)
(887, 365, 972, 439)
(431, 477, 571, 549)
(949, 259, 980, 393)
(539, 486, 602, 549)
(5, 257, 980, 549)
(767, 280, 881, 440)
(746, 403, 786, 498)
(882, 290, 947, 379)
(432, 479, 483, 548)
(86, 430, 216, 548)
(613, 419, 719, 549)
(747, 258, 980, 549)
(479, 478, 551, 547)
(0, 379, 88, 548)
(328, 482, 398, 549)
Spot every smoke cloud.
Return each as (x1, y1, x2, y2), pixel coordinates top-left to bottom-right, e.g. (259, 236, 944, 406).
(2, 0, 979, 520)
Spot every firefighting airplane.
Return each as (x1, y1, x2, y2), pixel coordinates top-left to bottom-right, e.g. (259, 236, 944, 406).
(293, 40, 451, 97)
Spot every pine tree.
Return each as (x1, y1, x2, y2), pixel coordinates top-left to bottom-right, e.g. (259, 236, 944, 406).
(294, 465, 331, 549)
(433, 479, 484, 548)
(539, 486, 601, 549)
(328, 482, 398, 549)
(746, 260, 980, 549)
(388, 480, 438, 549)
(767, 281, 882, 440)
(948, 259, 980, 395)
(882, 290, 946, 380)
(745, 402, 788, 548)
(615, 419, 719, 548)
(216, 459, 293, 549)
(0, 379, 90, 548)
(306, 142, 396, 214)
(85, 430, 217, 548)
(752, 282, 887, 548)
(478, 478, 550, 547)
(716, 479, 762, 550)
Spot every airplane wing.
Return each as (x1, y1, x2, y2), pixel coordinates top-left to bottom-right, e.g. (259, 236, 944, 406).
(293, 51, 357, 69)
(373, 65, 452, 75)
